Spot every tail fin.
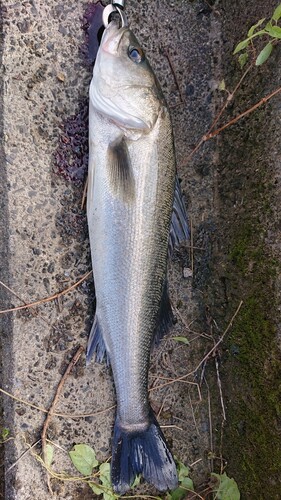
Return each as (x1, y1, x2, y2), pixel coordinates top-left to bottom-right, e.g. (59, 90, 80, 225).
(111, 410, 178, 494)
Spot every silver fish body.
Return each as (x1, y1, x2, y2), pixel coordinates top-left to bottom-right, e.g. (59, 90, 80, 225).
(87, 20, 187, 494)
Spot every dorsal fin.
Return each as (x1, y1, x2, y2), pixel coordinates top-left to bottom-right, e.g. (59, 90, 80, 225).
(107, 136, 135, 202)
(169, 176, 189, 256)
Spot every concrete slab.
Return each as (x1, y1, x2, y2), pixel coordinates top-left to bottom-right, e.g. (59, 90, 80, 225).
(1, 1, 216, 498)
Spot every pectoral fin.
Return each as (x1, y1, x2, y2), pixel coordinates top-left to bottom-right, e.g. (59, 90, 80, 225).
(107, 137, 135, 202)
(169, 176, 189, 256)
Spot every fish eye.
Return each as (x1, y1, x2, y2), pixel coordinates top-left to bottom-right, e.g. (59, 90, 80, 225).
(128, 46, 145, 64)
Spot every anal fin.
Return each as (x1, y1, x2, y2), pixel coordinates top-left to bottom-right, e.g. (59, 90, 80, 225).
(86, 315, 110, 366)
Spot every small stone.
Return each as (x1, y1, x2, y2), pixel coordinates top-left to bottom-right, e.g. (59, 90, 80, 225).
(183, 267, 193, 278)
(57, 72, 65, 82)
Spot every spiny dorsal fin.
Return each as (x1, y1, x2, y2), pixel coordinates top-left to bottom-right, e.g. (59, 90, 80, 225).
(107, 136, 135, 202)
(169, 176, 189, 256)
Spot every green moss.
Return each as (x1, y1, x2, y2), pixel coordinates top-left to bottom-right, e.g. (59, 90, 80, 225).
(210, 91, 281, 494)
(221, 220, 281, 497)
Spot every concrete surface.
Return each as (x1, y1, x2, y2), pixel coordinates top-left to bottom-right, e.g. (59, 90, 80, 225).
(0, 0, 280, 499)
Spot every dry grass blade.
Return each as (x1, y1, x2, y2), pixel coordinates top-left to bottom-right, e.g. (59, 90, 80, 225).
(5, 439, 41, 475)
(81, 175, 88, 210)
(215, 357, 226, 421)
(41, 346, 84, 493)
(0, 386, 115, 419)
(0, 270, 92, 315)
(151, 301, 243, 391)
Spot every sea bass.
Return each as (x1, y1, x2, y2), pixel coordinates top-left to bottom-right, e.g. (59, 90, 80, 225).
(87, 19, 188, 494)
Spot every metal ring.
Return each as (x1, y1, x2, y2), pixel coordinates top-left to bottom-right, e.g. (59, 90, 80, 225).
(112, 0, 126, 9)
(102, 4, 116, 28)
(102, 3, 128, 28)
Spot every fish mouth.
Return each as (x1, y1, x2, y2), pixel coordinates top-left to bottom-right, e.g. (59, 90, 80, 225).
(101, 21, 127, 56)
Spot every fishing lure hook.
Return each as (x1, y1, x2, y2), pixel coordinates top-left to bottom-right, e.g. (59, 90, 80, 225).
(102, 1, 128, 29)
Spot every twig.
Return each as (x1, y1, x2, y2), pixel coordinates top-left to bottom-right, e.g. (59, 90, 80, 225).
(185, 64, 252, 164)
(184, 69, 279, 164)
(208, 63, 253, 135)
(0, 270, 92, 315)
(151, 300, 243, 391)
(205, 85, 281, 141)
(189, 458, 203, 468)
(160, 424, 183, 431)
(41, 346, 84, 493)
(162, 46, 184, 103)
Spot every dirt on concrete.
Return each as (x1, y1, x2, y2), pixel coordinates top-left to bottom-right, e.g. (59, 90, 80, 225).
(0, 0, 280, 499)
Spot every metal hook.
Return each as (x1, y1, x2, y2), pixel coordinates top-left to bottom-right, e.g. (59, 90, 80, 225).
(102, 2, 128, 29)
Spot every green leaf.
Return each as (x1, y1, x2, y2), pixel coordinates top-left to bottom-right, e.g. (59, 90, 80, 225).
(99, 462, 111, 485)
(168, 461, 194, 500)
(238, 52, 248, 68)
(266, 24, 281, 38)
(256, 42, 273, 65)
(233, 39, 249, 54)
(90, 463, 118, 500)
(169, 478, 194, 500)
(1, 428, 10, 440)
(89, 482, 104, 495)
(177, 461, 190, 482)
(233, 30, 267, 54)
(69, 444, 99, 476)
(168, 486, 187, 500)
(218, 79, 226, 91)
(131, 474, 141, 488)
(44, 443, 54, 469)
(272, 4, 281, 22)
(172, 336, 189, 345)
(247, 18, 265, 37)
(211, 473, 240, 500)
(181, 476, 194, 490)
(100, 463, 116, 500)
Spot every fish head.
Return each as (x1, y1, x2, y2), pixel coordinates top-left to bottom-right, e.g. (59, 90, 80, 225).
(90, 21, 165, 131)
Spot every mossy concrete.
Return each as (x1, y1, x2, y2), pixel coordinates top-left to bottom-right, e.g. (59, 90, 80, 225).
(202, 1, 281, 497)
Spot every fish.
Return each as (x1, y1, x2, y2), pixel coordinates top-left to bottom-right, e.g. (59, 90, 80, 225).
(87, 18, 189, 495)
